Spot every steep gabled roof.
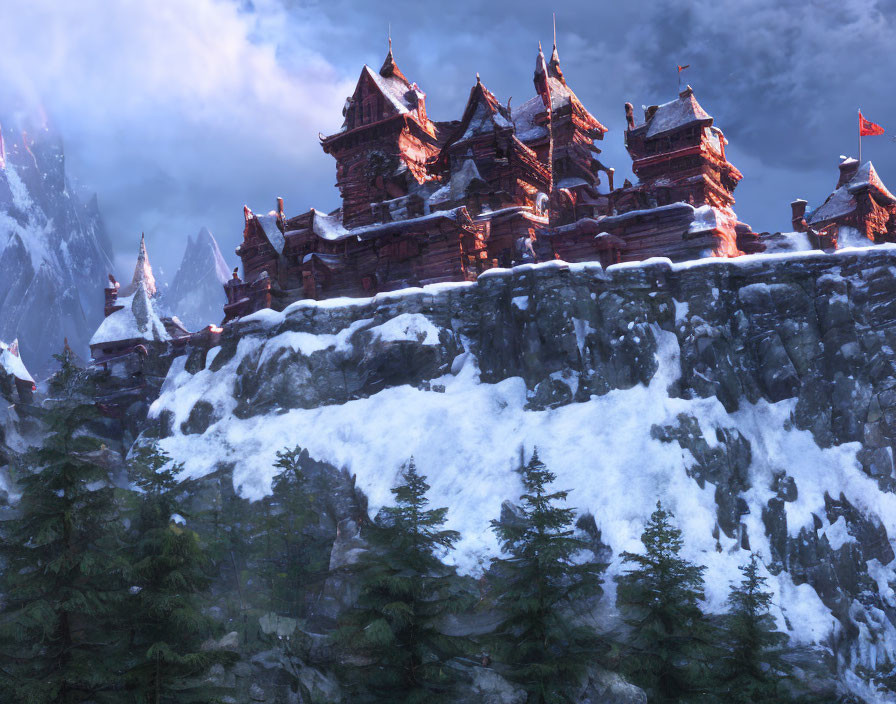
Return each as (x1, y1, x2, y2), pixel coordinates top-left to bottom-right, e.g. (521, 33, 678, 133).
(362, 64, 421, 116)
(446, 77, 514, 149)
(644, 86, 713, 139)
(850, 161, 896, 203)
(518, 43, 607, 141)
(809, 160, 896, 225)
(332, 46, 429, 136)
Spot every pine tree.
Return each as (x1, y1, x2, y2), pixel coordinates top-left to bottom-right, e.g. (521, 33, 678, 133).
(123, 442, 235, 703)
(0, 400, 129, 703)
(255, 446, 328, 618)
(488, 448, 606, 704)
(336, 458, 472, 703)
(715, 553, 792, 702)
(615, 500, 714, 703)
(47, 341, 87, 398)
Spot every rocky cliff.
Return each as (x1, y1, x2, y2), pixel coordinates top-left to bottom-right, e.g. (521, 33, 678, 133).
(0, 119, 114, 372)
(138, 244, 896, 700)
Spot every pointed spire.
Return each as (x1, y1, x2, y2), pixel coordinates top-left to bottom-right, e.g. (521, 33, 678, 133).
(130, 233, 157, 298)
(552, 12, 557, 54)
(548, 15, 565, 84)
(535, 41, 547, 76)
(380, 31, 402, 79)
(534, 42, 551, 112)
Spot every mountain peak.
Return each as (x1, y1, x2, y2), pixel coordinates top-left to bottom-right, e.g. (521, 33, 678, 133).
(164, 227, 232, 330)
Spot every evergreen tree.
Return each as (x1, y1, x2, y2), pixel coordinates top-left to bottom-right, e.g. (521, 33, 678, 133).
(255, 446, 328, 618)
(488, 449, 606, 704)
(124, 442, 235, 703)
(336, 458, 472, 703)
(0, 400, 129, 703)
(47, 340, 87, 398)
(615, 501, 714, 703)
(715, 553, 792, 702)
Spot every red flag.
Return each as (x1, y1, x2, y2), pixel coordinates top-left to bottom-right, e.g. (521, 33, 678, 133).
(677, 64, 690, 73)
(860, 111, 885, 136)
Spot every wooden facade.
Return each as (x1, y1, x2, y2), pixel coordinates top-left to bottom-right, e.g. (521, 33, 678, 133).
(225, 47, 762, 321)
(791, 157, 896, 249)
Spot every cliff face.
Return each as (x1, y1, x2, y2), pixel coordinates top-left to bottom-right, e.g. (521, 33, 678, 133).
(144, 245, 896, 695)
(0, 120, 113, 372)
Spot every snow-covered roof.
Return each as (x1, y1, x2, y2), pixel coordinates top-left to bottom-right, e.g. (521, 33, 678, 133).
(0, 339, 34, 384)
(90, 281, 171, 348)
(363, 65, 417, 115)
(256, 213, 286, 253)
(430, 159, 485, 205)
(512, 96, 549, 143)
(645, 88, 713, 139)
(308, 207, 469, 242)
(848, 161, 896, 202)
(809, 188, 857, 224)
(302, 252, 345, 270)
(311, 209, 350, 241)
(809, 160, 896, 225)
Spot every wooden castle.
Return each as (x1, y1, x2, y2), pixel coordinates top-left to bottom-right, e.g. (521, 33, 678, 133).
(217, 41, 761, 319)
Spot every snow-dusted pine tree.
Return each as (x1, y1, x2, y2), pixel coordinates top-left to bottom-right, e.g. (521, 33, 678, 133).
(615, 500, 714, 703)
(124, 442, 236, 702)
(715, 553, 793, 702)
(0, 398, 129, 701)
(488, 448, 607, 703)
(335, 458, 473, 703)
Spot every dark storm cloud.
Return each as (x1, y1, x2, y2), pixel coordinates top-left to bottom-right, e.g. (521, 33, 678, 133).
(3, 0, 896, 279)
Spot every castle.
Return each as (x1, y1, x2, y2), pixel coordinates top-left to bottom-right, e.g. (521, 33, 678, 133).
(222, 42, 762, 321)
(82, 43, 896, 375)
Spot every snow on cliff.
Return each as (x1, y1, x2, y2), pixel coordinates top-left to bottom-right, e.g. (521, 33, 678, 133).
(147, 248, 896, 694)
(0, 118, 113, 372)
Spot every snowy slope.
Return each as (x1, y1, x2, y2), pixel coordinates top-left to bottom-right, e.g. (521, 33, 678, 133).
(0, 118, 113, 372)
(164, 227, 230, 330)
(148, 247, 896, 700)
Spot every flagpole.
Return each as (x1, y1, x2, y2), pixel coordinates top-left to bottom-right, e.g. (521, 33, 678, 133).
(858, 108, 862, 164)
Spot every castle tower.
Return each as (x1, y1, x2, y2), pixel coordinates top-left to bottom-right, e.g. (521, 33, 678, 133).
(434, 75, 550, 215)
(512, 42, 610, 225)
(623, 86, 742, 211)
(320, 44, 440, 228)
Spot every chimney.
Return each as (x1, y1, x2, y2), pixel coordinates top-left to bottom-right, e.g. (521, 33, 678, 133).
(276, 197, 284, 220)
(624, 103, 635, 131)
(791, 199, 808, 232)
(608, 167, 615, 192)
(837, 157, 860, 188)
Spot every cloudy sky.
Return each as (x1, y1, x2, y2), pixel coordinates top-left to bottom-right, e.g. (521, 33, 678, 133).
(3, 0, 895, 280)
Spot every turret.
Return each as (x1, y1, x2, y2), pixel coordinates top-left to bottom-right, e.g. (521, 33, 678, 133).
(320, 43, 440, 228)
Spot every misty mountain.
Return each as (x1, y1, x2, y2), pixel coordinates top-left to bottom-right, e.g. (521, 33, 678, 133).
(0, 118, 113, 375)
(164, 226, 231, 330)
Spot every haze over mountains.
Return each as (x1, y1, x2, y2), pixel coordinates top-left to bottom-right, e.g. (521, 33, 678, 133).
(0, 117, 113, 373)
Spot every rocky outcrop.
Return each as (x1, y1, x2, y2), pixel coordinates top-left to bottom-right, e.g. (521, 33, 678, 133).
(136, 246, 896, 698)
